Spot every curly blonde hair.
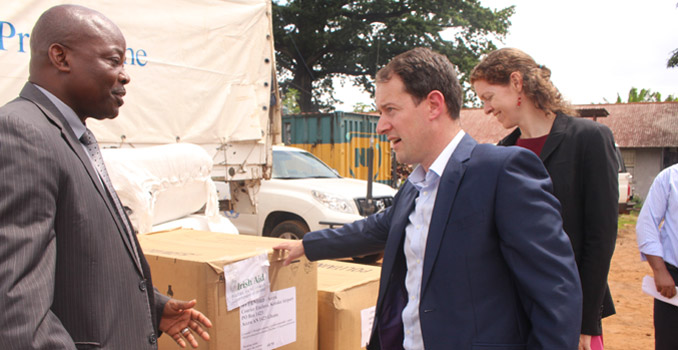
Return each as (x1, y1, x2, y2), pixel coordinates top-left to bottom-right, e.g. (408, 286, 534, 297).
(470, 48, 576, 116)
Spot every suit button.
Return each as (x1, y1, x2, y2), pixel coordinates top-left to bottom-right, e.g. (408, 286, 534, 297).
(139, 280, 147, 291)
(149, 333, 157, 344)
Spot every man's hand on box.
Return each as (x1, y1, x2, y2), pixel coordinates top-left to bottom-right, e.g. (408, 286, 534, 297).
(273, 240, 305, 266)
(160, 298, 213, 348)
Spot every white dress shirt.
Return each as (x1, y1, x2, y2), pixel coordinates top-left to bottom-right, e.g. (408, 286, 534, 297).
(401, 130, 465, 349)
(637, 163, 678, 268)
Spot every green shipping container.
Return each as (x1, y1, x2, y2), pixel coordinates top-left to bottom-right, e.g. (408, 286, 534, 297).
(282, 112, 393, 185)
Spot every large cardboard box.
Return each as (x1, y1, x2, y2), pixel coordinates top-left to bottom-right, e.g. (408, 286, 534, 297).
(317, 260, 381, 350)
(138, 229, 318, 350)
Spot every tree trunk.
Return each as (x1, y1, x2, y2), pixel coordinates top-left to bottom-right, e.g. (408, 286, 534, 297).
(293, 67, 316, 113)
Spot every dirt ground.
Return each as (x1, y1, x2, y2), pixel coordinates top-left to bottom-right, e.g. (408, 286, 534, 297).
(602, 213, 656, 350)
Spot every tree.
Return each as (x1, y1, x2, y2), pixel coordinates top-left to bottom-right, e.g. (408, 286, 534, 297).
(352, 102, 375, 113)
(668, 48, 678, 68)
(281, 87, 301, 114)
(615, 87, 678, 103)
(670, 3, 678, 68)
(273, 0, 514, 112)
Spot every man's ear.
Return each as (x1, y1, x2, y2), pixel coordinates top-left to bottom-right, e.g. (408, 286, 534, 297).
(510, 71, 523, 92)
(48, 43, 71, 73)
(426, 90, 446, 120)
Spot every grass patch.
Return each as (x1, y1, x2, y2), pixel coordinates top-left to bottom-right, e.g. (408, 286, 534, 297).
(619, 212, 638, 228)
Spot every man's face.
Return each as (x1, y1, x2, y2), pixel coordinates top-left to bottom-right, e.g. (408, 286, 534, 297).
(66, 25, 129, 121)
(375, 75, 432, 168)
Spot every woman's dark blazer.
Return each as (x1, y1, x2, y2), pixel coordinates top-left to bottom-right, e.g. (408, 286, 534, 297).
(498, 112, 618, 335)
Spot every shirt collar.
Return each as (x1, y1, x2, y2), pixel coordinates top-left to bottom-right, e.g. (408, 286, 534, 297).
(32, 83, 87, 140)
(408, 130, 465, 187)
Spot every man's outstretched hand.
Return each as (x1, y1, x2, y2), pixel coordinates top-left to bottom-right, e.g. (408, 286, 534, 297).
(160, 298, 212, 348)
(273, 240, 305, 266)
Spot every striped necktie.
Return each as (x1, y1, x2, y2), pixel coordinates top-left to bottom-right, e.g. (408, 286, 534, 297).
(80, 128, 140, 262)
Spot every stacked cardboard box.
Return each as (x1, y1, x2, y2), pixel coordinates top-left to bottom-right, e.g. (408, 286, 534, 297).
(138, 229, 318, 350)
(316, 260, 381, 350)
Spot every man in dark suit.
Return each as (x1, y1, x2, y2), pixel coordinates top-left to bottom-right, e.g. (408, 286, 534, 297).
(0, 5, 211, 349)
(275, 48, 582, 349)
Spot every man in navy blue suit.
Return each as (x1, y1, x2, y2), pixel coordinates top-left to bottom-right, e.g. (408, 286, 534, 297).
(275, 47, 582, 349)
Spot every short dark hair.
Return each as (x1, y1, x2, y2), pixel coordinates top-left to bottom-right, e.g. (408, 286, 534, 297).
(376, 47, 462, 119)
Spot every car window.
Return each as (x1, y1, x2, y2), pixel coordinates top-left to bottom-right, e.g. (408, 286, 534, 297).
(272, 150, 340, 179)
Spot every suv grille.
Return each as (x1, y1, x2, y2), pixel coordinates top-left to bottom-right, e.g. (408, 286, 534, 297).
(355, 196, 394, 216)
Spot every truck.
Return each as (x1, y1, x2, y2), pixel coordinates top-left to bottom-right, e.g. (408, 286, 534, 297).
(2, 0, 397, 236)
(2, 0, 281, 231)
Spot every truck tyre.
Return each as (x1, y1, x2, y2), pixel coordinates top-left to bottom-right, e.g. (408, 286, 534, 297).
(270, 220, 309, 240)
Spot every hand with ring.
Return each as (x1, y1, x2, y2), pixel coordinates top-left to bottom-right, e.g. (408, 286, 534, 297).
(160, 298, 213, 348)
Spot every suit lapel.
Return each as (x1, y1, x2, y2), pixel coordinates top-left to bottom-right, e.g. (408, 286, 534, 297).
(20, 83, 144, 274)
(380, 183, 418, 282)
(375, 183, 418, 309)
(539, 113, 568, 163)
(498, 127, 521, 146)
(421, 134, 475, 293)
(498, 113, 567, 165)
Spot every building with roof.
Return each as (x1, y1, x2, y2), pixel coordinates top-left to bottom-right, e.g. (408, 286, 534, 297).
(460, 102, 678, 200)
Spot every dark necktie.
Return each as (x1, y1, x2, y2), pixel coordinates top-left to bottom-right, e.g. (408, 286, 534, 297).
(80, 128, 140, 263)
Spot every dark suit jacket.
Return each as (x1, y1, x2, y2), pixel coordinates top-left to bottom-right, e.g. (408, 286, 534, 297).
(304, 134, 582, 349)
(499, 113, 618, 335)
(0, 83, 169, 349)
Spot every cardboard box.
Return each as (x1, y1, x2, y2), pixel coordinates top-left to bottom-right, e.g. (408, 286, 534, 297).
(317, 260, 381, 350)
(138, 229, 318, 350)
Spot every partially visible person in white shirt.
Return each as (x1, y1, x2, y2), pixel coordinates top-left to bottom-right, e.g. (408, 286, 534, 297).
(636, 163, 678, 350)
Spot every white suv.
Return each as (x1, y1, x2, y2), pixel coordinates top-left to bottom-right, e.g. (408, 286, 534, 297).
(225, 146, 397, 239)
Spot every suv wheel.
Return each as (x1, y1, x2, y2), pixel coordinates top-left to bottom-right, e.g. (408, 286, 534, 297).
(270, 220, 309, 240)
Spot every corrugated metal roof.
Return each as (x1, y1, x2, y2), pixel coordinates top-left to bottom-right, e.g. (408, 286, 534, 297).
(590, 102, 678, 148)
(459, 102, 678, 147)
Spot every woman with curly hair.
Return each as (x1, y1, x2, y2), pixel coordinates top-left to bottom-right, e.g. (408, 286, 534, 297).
(471, 48, 619, 350)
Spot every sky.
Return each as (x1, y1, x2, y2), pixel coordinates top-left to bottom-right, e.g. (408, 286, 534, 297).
(335, 0, 678, 110)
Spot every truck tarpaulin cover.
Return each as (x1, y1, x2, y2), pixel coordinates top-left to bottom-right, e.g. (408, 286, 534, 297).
(1, 0, 273, 145)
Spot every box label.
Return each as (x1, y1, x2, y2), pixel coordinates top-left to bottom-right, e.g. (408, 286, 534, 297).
(360, 306, 376, 347)
(225, 252, 270, 311)
(240, 287, 297, 350)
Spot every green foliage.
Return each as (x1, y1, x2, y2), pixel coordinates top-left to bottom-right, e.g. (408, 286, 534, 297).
(616, 87, 678, 103)
(352, 102, 375, 113)
(273, 0, 514, 112)
(629, 195, 644, 212)
(281, 88, 301, 114)
(618, 212, 638, 229)
(669, 48, 678, 68)
(669, 4, 678, 68)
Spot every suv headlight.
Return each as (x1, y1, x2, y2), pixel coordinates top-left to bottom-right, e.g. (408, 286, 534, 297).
(311, 190, 355, 214)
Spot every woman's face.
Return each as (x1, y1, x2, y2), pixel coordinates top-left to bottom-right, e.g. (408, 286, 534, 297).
(473, 79, 522, 129)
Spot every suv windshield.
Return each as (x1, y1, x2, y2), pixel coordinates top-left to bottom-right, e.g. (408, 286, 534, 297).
(272, 149, 340, 179)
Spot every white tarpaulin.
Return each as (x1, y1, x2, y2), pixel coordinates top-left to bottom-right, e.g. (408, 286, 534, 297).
(1, 0, 274, 146)
(101, 143, 220, 234)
